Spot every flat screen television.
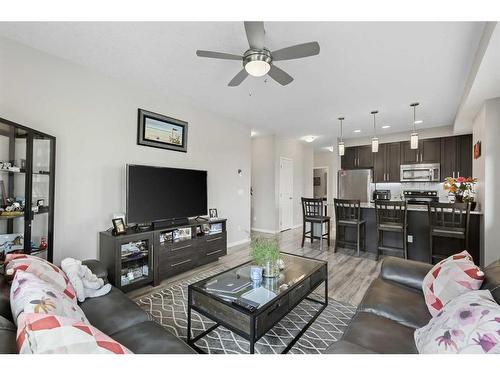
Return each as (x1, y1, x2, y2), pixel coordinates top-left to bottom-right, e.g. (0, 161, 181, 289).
(126, 164, 207, 224)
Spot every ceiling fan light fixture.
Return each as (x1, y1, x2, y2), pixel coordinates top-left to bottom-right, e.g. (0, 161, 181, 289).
(244, 60, 271, 77)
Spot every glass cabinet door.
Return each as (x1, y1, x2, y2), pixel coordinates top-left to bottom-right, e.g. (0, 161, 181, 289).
(119, 237, 153, 287)
(0, 118, 55, 264)
(29, 134, 54, 259)
(0, 121, 28, 264)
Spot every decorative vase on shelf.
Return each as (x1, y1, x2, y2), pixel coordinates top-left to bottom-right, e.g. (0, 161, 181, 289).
(470, 201, 477, 211)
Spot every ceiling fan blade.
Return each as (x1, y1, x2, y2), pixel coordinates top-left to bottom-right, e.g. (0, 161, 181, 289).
(244, 21, 265, 49)
(271, 42, 320, 61)
(228, 69, 249, 86)
(196, 50, 242, 60)
(268, 65, 294, 86)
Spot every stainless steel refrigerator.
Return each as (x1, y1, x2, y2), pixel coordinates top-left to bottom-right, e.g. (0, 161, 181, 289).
(337, 169, 372, 202)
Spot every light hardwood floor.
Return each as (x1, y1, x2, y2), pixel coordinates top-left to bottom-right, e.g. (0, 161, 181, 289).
(129, 227, 382, 306)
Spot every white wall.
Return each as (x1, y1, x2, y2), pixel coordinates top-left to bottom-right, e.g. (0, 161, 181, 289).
(275, 139, 313, 229)
(250, 136, 313, 233)
(250, 135, 276, 233)
(480, 98, 500, 266)
(0, 37, 252, 263)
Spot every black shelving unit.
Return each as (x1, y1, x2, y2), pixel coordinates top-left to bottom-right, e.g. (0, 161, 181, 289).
(0, 117, 56, 262)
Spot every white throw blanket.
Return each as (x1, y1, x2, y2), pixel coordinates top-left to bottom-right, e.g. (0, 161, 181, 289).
(61, 258, 111, 302)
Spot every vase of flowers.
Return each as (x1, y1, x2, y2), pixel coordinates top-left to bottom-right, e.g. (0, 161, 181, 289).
(250, 236, 281, 278)
(443, 176, 477, 209)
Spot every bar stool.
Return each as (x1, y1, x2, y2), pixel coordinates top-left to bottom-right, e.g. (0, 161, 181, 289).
(301, 198, 331, 249)
(333, 199, 366, 256)
(428, 202, 470, 264)
(374, 200, 408, 261)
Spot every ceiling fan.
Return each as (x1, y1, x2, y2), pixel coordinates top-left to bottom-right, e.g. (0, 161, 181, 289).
(196, 21, 320, 87)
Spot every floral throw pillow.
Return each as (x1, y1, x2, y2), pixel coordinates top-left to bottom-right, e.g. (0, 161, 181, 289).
(4, 254, 76, 302)
(414, 289, 500, 354)
(10, 271, 88, 324)
(422, 251, 484, 316)
(16, 313, 132, 354)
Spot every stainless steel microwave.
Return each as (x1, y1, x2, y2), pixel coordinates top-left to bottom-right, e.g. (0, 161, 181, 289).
(400, 163, 440, 182)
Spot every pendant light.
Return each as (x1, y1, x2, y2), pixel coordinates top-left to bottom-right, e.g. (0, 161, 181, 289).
(410, 102, 420, 149)
(338, 117, 345, 156)
(371, 110, 379, 153)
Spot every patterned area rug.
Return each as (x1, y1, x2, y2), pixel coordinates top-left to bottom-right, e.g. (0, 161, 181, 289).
(134, 266, 357, 354)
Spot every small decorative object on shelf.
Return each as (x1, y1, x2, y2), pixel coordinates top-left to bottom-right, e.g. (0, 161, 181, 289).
(444, 176, 477, 209)
(209, 222, 223, 234)
(177, 227, 192, 240)
(112, 218, 127, 235)
(250, 236, 281, 278)
(38, 237, 48, 251)
(209, 208, 218, 219)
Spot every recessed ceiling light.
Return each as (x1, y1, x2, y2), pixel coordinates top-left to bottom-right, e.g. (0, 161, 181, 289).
(414, 120, 423, 124)
(382, 125, 391, 129)
(353, 129, 361, 133)
(303, 136, 317, 143)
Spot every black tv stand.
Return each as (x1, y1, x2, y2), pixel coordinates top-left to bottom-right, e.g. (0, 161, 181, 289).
(99, 218, 228, 292)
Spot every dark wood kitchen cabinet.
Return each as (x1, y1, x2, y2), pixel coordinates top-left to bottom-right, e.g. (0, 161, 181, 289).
(441, 134, 472, 180)
(401, 139, 440, 164)
(341, 145, 373, 169)
(341, 147, 357, 169)
(374, 142, 401, 182)
(420, 138, 441, 163)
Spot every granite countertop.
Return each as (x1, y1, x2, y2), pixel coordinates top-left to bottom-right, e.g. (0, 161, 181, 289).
(358, 201, 482, 215)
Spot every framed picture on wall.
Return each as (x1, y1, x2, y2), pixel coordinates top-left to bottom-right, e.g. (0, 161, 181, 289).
(137, 108, 188, 152)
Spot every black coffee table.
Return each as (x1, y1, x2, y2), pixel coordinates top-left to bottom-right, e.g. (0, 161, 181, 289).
(187, 252, 328, 354)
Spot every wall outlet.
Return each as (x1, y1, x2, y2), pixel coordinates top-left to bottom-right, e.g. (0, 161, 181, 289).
(407, 235, 413, 243)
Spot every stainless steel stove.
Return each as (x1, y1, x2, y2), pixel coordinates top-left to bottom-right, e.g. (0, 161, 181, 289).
(403, 190, 439, 205)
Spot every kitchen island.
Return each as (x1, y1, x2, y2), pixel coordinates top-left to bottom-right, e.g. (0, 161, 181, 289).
(327, 202, 482, 265)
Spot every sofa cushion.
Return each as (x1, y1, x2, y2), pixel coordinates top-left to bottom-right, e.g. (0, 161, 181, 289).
(359, 278, 431, 329)
(336, 312, 418, 354)
(110, 321, 195, 354)
(423, 251, 484, 317)
(481, 259, 500, 304)
(16, 313, 132, 354)
(381, 256, 433, 291)
(79, 286, 149, 336)
(0, 315, 16, 354)
(10, 271, 88, 323)
(414, 289, 500, 354)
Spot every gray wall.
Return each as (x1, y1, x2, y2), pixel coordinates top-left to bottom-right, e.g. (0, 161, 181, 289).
(0, 37, 252, 263)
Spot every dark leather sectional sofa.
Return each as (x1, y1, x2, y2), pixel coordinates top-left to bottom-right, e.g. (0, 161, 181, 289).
(0, 259, 195, 354)
(326, 256, 500, 353)
(2, 256, 499, 354)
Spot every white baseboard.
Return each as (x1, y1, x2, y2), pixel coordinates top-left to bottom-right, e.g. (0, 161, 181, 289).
(251, 227, 279, 234)
(228, 237, 251, 248)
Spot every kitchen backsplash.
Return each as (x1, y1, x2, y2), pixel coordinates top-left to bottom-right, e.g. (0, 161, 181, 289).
(371, 182, 449, 201)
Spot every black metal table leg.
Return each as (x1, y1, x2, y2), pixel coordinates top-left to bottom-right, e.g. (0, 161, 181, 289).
(186, 288, 192, 344)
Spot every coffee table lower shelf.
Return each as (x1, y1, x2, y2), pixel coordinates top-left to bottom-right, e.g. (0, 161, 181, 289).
(186, 279, 328, 354)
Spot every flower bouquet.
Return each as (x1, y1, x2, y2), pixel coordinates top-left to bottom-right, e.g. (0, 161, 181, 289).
(443, 176, 477, 206)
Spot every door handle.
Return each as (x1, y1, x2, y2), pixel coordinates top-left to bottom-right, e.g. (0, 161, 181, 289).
(457, 171, 460, 177)
(453, 171, 455, 178)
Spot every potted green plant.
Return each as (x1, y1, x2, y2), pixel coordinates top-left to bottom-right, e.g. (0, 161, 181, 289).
(250, 236, 281, 278)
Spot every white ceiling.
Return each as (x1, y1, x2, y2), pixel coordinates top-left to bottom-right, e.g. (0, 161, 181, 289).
(0, 22, 486, 148)
(454, 22, 500, 132)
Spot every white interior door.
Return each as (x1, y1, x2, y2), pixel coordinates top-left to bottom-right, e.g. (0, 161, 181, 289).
(279, 157, 293, 231)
